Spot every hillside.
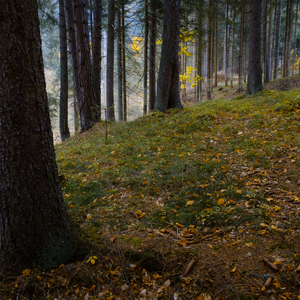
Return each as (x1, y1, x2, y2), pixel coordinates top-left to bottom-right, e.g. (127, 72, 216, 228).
(2, 85, 300, 299)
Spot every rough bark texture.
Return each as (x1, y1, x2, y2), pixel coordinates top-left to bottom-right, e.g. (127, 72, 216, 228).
(59, 0, 70, 141)
(196, 0, 203, 101)
(73, 0, 98, 128)
(238, 3, 245, 93)
(0, 0, 83, 275)
(155, 0, 183, 112)
(247, 0, 263, 95)
(106, 0, 116, 121)
(149, 0, 157, 111)
(92, 0, 102, 120)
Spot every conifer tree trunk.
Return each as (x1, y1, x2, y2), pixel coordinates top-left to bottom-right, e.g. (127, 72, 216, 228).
(92, 0, 102, 120)
(230, 10, 235, 88)
(117, 5, 123, 121)
(196, 1, 203, 101)
(106, 0, 116, 121)
(238, 4, 245, 93)
(207, 0, 213, 99)
(122, 0, 127, 120)
(59, 0, 70, 141)
(224, 3, 229, 87)
(293, 0, 299, 75)
(262, 0, 269, 83)
(214, 3, 218, 87)
(273, 0, 281, 80)
(149, 0, 157, 111)
(156, 0, 183, 112)
(0, 0, 83, 275)
(247, 0, 263, 95)
(143, 0, 149, 115)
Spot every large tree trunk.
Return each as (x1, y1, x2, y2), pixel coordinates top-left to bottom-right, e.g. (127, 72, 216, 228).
(149, 0, 157, 111)
(247, 0, 263, 95)
(106, 0, 116, 121)
(0, 0, 83, 275)
(92, 0, 102, 120)
(155, 0, 183, 112)
(214, 3, 218, 87)
(262, 0, 269, 83)
(59, 0, 70, 141)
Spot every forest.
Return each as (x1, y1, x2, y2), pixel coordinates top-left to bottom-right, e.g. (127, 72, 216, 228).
(1, 0, 300, 299)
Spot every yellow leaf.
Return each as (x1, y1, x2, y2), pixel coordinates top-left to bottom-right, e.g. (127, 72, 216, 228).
(22, 269, 31, 276)
(236, 190, 242, 194)
(273, 260, 282, 266)
(197, 293, 212, 300)
(36, 275, 42, 281)
(230, 267, 236, 273)
(245, 242, 253, 247)
(261, 286, 265, 292)
(217, 198, 225, 205)
(209, 244, 214, 249)
(273, 282, 281, 288)
(271, 225, 278, 231)
(186, 200, 194, 207)
(178, 240, 187, 247)
(175, 222, 185, 228)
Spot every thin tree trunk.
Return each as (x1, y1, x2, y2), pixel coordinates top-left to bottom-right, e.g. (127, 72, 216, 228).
(273, 0, 281, 79)
(224, 3, 229, 87)
(117, 5, 123, 121)
(59, 0, 70, 141)
(92, 0, 102, 120)
(293, 0, 299, 75)
(283, 0, 293, 77)
(230, 10, 235, 88)
(207, 0, 213, 99)
(122, 0, 127, 120)
(238, 3, 245, 93)
(267, 4, 272, 81)
(214, 3, 218, 87)
(262, 0, 268, 83)
(149, 0, 157, 111)
(196, 1, 203, 101)
(106, 0, 116, 121)
(143, 0, 148, 115)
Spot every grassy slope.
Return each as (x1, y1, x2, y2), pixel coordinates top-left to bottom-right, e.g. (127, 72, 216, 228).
(3, 85, 300, 299)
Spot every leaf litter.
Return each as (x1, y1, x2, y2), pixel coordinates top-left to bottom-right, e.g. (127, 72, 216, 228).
(2, 83, 300, 299)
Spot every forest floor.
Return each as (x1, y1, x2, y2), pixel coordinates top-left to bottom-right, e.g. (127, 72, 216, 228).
(2, 76, 300, 300)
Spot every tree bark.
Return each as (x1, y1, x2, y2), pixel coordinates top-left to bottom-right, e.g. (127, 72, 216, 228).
(293, 0, 299, 75)
(117, 4, 123, 121)
(224, 2, 229, 87)
(149, 0, 157, 111)
(238, 3, 245, 93)
(122, 0, 127, 121)
(196, 0, 203, 101)
(0, 0, 83, 275)
(106, 0, 116, 121)
(273, 0, 281, 80)
(230, 10, 235, 88)
(59, 0, 70, 141)
(247, 0, 263, 95)
(143, 0, 149, 115)
(207, 0, 213, 99)
(92, 0, 102, 120)
(156, 0, 183, 112)
(214, 2, 218, 87)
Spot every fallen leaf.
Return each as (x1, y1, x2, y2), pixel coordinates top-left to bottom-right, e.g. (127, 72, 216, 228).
(197, 293, 212, 300)
(175, 222, 185, 228)
(186, 200, 194, 207)
(178, 240, 187, 247)
(230, 267, 236, 273)
(245, 242, 253, 247)
(217, 198, 225, 205)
